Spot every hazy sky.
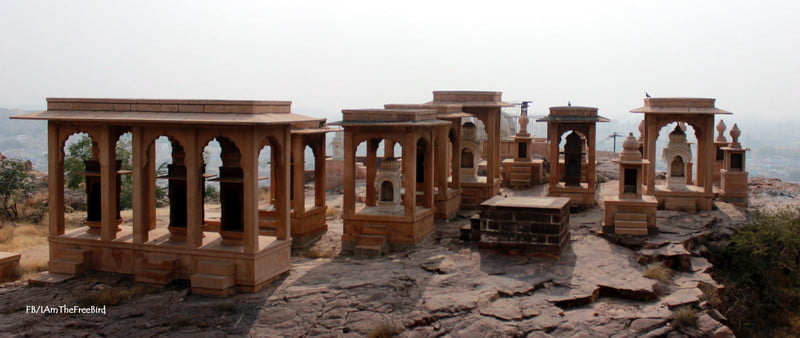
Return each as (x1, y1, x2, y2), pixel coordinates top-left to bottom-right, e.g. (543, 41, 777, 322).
(1, 0, 798, 124)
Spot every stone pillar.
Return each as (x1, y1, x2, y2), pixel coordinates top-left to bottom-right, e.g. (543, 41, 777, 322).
(587, 125, 597, 189)
(47, 122, 65, 236)
(450, 124, 462, 188)
(343, 131, 355, 217)
(243, 131, 259, 254)
(314, 138, 326, 207)
(485, 111, 498, 187)
(276, 128, 292, 240)
(548, 123, 559, 191)
(131, 127, 149, 244)
(99, 127, 118, 241)
(403, 132, 417, 217)
(291, 134, 305, 216)
(366, 138, 379, 206)
(435, 124, 448, 200)
(185, 129, 203, 248)
(424, 132, 435, 209)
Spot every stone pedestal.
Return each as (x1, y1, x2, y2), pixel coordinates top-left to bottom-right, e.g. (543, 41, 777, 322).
(603, 196, 658, 235)
(502, 159, 544, 188)
(0, 252, 21, 281)
(470, 196, 571, 256)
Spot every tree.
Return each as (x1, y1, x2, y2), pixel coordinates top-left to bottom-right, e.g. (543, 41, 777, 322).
(64, 135, 92, 190)
(63, 134, 167, 210)
(0, 158, 36, 220)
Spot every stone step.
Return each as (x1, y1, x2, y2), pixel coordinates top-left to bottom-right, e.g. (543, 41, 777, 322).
(135, 268, 176, 285)
(258, 227, 277, 236)
(59, 247, 92, 263)
(48, 259, 86, 275)
(357, 234, 386, 247)
(615, 213, 648, 222)
(615, 227, 649, 236)
(139, 254, 179, 271)
(354, 245, 384, 258)
(191, 273, 235, 293)
(361, 225, 388, 236)
(28, 272, 75, 286)
(196, 260, 236, 276)
(615, 220, 648, 229)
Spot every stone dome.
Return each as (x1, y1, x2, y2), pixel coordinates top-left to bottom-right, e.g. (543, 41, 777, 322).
(620, 133, 642, 161)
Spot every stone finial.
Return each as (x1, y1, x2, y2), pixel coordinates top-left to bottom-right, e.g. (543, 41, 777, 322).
(716, 120, 727, 143)
(729, 123, 741, 148)
(518, 102, 530, 136)
(637, 120, 644, 141)
(620, 132, 642, 162)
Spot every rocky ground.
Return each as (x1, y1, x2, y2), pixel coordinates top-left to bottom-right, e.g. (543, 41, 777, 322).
(0, 178, 755, 337)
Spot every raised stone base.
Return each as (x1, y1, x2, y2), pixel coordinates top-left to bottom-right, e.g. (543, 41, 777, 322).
(460, 179, 502, 209)
(0, 251, 21, 281)
(434, 188, 462, 219)
(342, 206, 434, 256)
(47, 225, 291, 294)
(501, 159, 544, 188)
(653, 185, 714, 212)
(602, 196, 658, 236)
(342, 206, 434, 255)
(720, 170, 748, 207)
(469, 196, 571, 257)
(548, 183, 596, 211)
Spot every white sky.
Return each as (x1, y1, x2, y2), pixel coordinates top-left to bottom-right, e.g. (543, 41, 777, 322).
(1, 0, 798, 123)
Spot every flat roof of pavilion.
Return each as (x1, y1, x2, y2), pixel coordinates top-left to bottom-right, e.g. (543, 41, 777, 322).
(339, 108, 450, 127)
(11, 98, 324, 126)
(630, 97, 732, 115)
(426, 90, 514, 108)
(383, 103, 472, 119)
(537, 106, 610, 123)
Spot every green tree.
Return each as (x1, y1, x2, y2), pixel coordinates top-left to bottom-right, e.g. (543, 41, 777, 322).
(0, 158, 36, 220)
(63, 134, 172, 210)
(64, 135, 92, 190)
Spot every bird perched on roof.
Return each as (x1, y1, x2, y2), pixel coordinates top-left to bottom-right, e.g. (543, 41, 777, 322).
(645, 92, 651, 98)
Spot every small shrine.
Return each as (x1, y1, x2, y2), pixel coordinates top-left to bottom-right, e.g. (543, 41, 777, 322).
(12, 98, 325, 295)
(460, 121, 482, 182)
(712, 120, 728, 185)
(631, 97, 732, 212)
(339, 108, 448, 256)
(662, 124, 693, 189)
(602, 133, 658, 235)
(384, 103, 470, 219)
(538, 105, 609, 210)
(426, 91, 513, 208)
(502, 101, 544, 188)
(719, 124, 749, 206)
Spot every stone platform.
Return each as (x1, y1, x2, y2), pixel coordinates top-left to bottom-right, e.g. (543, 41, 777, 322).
(467, 196, 571, 256)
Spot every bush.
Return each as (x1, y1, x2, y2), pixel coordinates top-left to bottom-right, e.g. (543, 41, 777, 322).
(712, 207, 800, 337)
(0, 158, 36, 220)
(643, 264, 674, 284)
(671, 306, 698, 330)
(368, 322, 402, 338)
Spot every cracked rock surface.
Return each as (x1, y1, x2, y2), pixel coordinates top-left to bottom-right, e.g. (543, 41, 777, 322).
(0, 182, 737, 337)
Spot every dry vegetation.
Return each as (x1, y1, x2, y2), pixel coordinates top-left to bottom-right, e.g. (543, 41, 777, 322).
(670, 306, 699, 330)
(643, 263, 674, 284)
(368, 322, 402, 338)
(0, 223, 47, 252)
(78, 284, 157, 307)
